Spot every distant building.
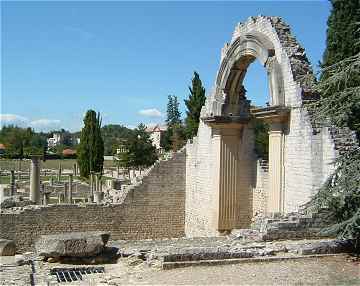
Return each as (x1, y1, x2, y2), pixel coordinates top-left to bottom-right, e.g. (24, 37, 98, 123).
(146, 124, 167, 150)
(47, 133, 62, 147)
(0, 144, 6, 156)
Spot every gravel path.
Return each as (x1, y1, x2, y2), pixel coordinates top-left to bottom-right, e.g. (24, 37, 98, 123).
(102, 255, 360, 286)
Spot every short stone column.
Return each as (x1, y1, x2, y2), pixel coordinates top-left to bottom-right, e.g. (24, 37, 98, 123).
(90, 171, 95, 202)
(42, 184, 50, 205)
(73, 163, 77, 176)
(30, 155, 41, 204)
(58, 163, 62, 182)
(95, 173, 101, 193)
(93, 191, 103, 203)
(63, 183, 67, 203)
(10, 170, 16, 196)
(58, 193, 64, 204)
(68, 174, 73, 204)
(0, 186, 5, 203)
(267, 122, 285, 214)
(50, 177, 54, 187)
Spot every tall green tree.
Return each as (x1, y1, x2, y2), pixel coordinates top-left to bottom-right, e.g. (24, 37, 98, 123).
(166, 95, 181, 127)
(306, 0, 360, 247)
(121, 123, 157, 171)
(77, 110, 104, 178)
(184, 71, 206, 139)
(321, 0, 360, 138)
(163, 95, 185, 151)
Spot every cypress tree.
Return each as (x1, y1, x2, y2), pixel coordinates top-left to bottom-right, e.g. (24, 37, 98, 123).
(166, 95, 181, 127)
(321, 0, 360, 137)
(184, 71, 206, 139)
(306, 0, 360, 246)
(77, 110, 104, 178)
(322, 0, 360, 67)
(163, 95, 184, 151)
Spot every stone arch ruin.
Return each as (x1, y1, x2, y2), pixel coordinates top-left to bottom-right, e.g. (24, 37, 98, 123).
(185, 16, 342, 237)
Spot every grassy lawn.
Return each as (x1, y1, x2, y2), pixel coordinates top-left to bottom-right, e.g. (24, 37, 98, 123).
(0, 158, 116, 171)
(0, 175, 81, 184)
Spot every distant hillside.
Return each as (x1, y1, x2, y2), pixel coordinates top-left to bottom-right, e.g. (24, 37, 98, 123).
(101, 124, 134, 155)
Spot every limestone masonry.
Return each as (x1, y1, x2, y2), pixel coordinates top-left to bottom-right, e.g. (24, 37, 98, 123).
(0, 151, 186, 252)
(185, 16, 357, 237)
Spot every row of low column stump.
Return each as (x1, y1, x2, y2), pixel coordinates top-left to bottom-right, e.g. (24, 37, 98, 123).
(3, 156, 105, 205)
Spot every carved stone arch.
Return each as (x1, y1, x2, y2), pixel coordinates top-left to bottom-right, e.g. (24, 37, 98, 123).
(217, 32, 285, 116)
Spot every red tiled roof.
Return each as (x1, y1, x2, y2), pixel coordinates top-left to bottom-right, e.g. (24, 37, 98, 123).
(62, 149, 76, 156)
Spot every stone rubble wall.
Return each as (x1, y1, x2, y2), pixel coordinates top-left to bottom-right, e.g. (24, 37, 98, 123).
(0, 150, 186, 253)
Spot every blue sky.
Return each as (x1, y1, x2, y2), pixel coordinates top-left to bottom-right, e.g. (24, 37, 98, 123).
(1, 1, 331, 132)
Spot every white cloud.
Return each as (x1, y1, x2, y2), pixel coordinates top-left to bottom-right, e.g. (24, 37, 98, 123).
(30, 119, 61, 131)
(138, 108, 163, 118)
(0, 114, 28, 127)
(0, 114, 61, 131)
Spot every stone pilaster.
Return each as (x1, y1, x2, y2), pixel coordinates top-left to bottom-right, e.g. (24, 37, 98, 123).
(267, 122, 285, 214)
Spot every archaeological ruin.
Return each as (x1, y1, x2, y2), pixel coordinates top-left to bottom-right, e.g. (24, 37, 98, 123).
(0, 16, 358, 260)
(185, 16, 358, 237)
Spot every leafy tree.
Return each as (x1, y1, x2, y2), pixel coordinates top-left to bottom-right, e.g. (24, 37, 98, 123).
(101, 124, 134, 155)
(0, 125, 46, 158)
(171, 123, 186, 151)
(184, 71, 206, 139)
(77, 110, 104, 178)
(121, 123, 157, 171)
(321, 0, 360, 138)
(253, 119, 269, 159)
(305, 1, 360, 247)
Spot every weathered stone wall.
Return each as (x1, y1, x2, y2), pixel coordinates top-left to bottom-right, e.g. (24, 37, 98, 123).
(252, 159, 269, 218)
(185, 16, 345, 237)
(0, 151, 186, 252)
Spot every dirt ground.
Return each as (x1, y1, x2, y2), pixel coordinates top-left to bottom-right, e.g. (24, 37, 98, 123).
(100, 255, 360, 286)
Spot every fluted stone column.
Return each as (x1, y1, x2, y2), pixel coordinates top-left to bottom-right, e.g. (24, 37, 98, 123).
(30, 155, 41, 204)
(267, 122, 285, 214)
(68, 174, 73, 204)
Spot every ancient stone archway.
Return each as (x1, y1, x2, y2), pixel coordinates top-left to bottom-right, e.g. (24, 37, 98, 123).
(185, 16, 338, 237)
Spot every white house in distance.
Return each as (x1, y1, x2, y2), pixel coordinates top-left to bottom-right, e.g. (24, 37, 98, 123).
(146, 124, 167, 150)
(47, 132, 62, 148)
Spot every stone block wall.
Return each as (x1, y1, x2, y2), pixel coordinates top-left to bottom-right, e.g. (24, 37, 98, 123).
(185, 16, 344, 237)
(0, 151, 186, 252)
(252, 159, 269, 218)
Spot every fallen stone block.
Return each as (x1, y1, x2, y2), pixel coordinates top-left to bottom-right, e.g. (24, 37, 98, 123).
(35, 231, 110, 258)
(0, 239, 16, 256)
